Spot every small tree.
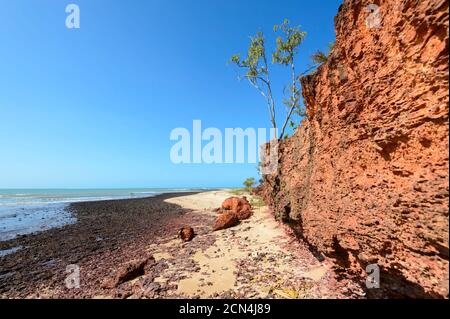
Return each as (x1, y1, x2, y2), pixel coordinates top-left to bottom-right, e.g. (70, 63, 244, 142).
(243, 177, 256, 192)
(273, 19, 306, 141)
(311, 42, 335, 66)
(231, 19, 306, 141)
(231, 32, 277, 130)
(311, 51, 328, 65)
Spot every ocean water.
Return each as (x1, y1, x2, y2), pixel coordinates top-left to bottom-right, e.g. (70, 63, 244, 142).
(0, 188, 203, 242)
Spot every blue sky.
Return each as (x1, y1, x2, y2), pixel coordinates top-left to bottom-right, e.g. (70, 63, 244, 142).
(0, 0, 341, 189)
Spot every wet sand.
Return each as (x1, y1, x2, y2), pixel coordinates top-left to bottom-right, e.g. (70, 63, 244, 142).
(0, 190, 362, 299)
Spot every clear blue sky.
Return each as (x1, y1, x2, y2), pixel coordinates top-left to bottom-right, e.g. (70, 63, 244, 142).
(0, 0, 341, 189)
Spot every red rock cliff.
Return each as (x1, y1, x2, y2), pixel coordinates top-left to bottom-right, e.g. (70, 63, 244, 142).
(262, 0, 449, 298)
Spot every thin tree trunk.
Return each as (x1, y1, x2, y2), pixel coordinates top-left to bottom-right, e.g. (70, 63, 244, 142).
(279, 59, 297, 141)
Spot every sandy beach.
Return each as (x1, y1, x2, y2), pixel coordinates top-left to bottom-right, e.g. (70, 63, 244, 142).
(0, 190, 361, 299)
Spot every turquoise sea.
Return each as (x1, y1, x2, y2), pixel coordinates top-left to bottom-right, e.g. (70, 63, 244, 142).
(0, 188, 207, 242)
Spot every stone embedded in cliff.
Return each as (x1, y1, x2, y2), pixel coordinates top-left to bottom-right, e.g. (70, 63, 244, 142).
(101, 256, 156, 289)
(262, 0, 449, 298)
(179, 227, 195, 242)
(220, 196, 253, 220)
(213, 212, 239, 231)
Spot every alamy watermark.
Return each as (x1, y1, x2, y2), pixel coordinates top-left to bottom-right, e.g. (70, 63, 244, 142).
(65, 264, 80, 289)
(366, 264, 380, 289)
(169, 120, 279, 175)
(65, 4, 80, 29)
(365, 4, 381, 29)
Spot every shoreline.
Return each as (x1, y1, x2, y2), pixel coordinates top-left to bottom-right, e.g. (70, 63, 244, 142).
(0, 190, 360, 299)
(0, 189, 212, 242)
(0, 192, 199, 297)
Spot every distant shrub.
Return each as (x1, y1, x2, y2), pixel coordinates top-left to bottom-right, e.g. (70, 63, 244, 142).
(243, 177, 256, 192)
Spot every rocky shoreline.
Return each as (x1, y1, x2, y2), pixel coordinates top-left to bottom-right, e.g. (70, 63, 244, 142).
(0, 192, 197, 298)
(0, 190, 361, 299)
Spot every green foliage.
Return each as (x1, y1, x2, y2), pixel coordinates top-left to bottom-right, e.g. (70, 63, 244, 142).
(272, 19, 306, 66)
(231, 33, 267, 81)
(230, 19, 308, 140)
(249, 196, 265, 208)
(230, 32, 276, 130)
(229, 188, 248, 196)
(228, 190, 265, 207)
(328, 41, 335, 52)
(273, 19, 306, 139)
(243, 177, 256, 191)
(311, 51, 328, 64)
(311, 41, 335, 66)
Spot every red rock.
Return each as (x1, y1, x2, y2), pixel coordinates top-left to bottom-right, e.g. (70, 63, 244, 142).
(261, 0, 449, 298)
(179, 227, 195, 242)
(221, 197, 237, 210)
(220, 196, 253, 220)
(234, 209, 252, 221)
(213, 213, 239, 231)
(101, 256, 155, 289)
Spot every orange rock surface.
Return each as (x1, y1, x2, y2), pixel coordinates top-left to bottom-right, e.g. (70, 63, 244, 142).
(262, 0, 449, 298)
(221, 196, 253, 220)
(213, 212, 239, 231)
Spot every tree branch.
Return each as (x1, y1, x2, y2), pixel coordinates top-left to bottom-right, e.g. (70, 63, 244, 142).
(279, 52, 297, 140)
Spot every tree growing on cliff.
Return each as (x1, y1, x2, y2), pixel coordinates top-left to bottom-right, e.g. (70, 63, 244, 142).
(230, 19, 306, 141)
(297, 42, 336, 79)
(310, 42, 335, 66)
(311, 51, 328, 65)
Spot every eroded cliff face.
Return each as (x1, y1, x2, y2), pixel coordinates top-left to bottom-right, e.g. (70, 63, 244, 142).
(262, 0, 449, 298)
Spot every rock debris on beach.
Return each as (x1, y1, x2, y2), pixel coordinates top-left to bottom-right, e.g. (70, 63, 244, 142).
(0, 191, 361, 299)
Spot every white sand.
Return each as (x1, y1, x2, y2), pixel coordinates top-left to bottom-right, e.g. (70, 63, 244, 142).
(155, 190, 333, 298)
